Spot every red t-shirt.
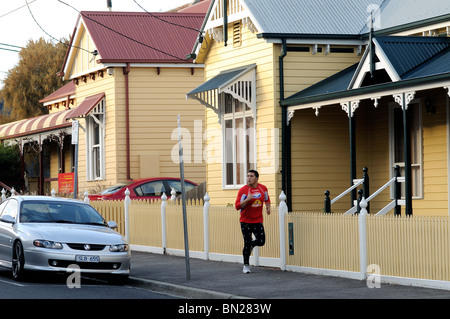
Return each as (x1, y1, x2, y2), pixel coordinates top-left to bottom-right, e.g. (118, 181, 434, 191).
(235, 184, 270, 223)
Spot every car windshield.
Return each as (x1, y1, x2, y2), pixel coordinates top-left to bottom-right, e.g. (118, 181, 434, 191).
(20, 200, 107, 226)
(166, 180, 196, 193)
(99, 183, 128, 195)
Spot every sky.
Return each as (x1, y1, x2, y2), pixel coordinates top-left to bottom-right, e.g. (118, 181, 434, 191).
(0, 0, 193, 89)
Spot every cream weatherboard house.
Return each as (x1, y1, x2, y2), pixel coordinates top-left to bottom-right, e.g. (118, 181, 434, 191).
(0, 7, 208, 196)
(187, 0, 450, 216)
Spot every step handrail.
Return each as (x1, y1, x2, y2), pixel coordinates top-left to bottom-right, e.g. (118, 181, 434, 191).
(0, 181, 12, 192)
(331, 179, 363, 205)
(324, 167, 369, 214)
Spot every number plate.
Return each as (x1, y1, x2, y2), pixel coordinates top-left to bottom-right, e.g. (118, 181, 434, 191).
(75, 255, 100, 263)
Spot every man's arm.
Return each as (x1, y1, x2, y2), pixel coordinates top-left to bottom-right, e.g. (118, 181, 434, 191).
(235, 187, 253, 210)
(240, 191, 253, 209)
(264, 187, 271, 215)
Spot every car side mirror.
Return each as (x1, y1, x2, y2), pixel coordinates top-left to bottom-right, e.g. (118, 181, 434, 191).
(107, 221, 118, 229)
(0, 215, 15, 224)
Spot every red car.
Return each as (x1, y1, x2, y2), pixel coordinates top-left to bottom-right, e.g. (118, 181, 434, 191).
(88, 178, 198, 201)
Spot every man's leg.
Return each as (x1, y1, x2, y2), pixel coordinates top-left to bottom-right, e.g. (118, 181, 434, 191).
(251, 223, 266, 248)
(241, 223, 253, 266)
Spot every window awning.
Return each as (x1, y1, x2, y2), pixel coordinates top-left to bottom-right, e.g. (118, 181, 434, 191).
(67, 92, 105, 119)
(0, 109, 74, 142)
(187, 64, 256, 122)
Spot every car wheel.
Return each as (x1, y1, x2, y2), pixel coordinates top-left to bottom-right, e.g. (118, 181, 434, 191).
(12, 241, 26, 281)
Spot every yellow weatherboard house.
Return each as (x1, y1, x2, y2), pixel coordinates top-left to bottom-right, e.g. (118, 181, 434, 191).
(0, 6, 208, 195)
(187, 0, 450, 216)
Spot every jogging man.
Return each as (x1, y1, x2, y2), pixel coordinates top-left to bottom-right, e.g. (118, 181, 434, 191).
(235, 170, 271, 273)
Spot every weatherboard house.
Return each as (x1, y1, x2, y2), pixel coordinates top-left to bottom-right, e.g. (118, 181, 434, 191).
(0, 5, 208, 195)
(184, 0, 450, 216)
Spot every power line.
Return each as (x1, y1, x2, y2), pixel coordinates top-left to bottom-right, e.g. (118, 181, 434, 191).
(0, 47, 20, 53)
(133, 0, 202, 33)
(0, 0, 38, 18)
(0, 43, 24, 49)
(24, 0, 93, 56)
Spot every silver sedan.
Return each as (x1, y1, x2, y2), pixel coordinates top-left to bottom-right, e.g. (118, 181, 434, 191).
(0, 195, 130, 282)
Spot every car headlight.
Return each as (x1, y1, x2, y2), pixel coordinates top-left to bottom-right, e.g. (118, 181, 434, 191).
(33, 240, 63, 249)
(109, 244, 129, 252)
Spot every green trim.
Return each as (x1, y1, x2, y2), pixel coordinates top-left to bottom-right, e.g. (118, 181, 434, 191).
(360, 14, 450, 39)
(281, 73, 450, 107)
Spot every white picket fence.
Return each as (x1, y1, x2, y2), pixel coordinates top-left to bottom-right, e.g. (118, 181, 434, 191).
(4, 187, 450, 290)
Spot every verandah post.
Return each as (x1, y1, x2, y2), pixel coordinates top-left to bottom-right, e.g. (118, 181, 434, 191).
(394, 165, 401, 216)
(324, 190, 331, 214)
(363, 167, 370, 214)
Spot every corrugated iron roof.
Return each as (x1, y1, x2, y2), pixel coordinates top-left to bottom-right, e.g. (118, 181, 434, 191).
(375, 36, 450, 78)
(243, 0, 450, 36)
(403, 46, 450, 80)
(187, 64, 256, 95)
(360, 0, 450, 34)
(178, 0, 212, 13)
(81, 11, 205, 63)
(286, 64, 358, 100)
(39, 82, 75, 104)
(67, 93, 105, 119)
(244, 0, 384, 35)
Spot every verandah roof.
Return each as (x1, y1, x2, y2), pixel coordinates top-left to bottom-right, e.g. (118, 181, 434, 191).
(0, 92, 106, 142)
(0, 109, 73, 141)
(282, 36, 450, 111)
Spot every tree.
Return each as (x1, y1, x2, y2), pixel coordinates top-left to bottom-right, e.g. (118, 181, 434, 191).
(0, 38, 68, 121)
(0, 144, 20, 185)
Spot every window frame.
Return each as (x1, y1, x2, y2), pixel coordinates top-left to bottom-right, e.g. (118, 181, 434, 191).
(221, 93, 256, 189)
(389, 99, 423, 199)
(85, 99, 106, 181)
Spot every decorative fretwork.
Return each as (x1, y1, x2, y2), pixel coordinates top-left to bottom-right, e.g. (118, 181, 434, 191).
(341, 101, 360, 117)
(393, 92, 416, 110)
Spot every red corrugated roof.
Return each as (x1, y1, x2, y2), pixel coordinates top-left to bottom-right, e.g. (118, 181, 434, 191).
(67, 92, 105, 119)
(81, 11, 205, 64)
(39, 81, 75, 104)
(178, 0, 211, 13)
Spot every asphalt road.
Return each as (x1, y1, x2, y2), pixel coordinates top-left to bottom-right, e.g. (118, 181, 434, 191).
(0, 268, 177, 299)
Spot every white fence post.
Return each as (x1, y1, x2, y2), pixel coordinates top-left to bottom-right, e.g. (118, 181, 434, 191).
(203, 192, 210, 260)
(124, 188, 131, 243)
(170, 188, 176, 201)
(359, 198, 368, 279)
(83, 190, 90, 203)
(279, 191, 288, 271)
(161, 192, 167, 254)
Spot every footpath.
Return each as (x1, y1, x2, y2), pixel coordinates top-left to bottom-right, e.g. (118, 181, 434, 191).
(128, 251, 450, 299)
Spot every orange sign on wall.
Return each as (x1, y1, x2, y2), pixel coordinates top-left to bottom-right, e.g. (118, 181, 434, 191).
(58, 173, 75, 194)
